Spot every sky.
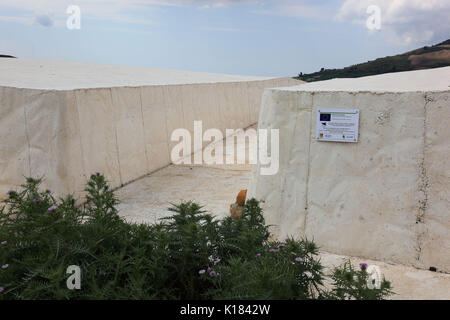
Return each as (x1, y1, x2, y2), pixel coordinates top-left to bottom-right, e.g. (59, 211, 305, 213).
(0, 0, 449, 77)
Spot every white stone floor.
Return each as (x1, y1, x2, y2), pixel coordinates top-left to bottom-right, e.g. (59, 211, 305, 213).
(116, 127, 450, 300)
(116, 165, 251, 225)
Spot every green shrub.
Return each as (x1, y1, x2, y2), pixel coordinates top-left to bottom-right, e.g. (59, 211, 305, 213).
(0, 175, 392, 300)
(324, 261, 393, 300)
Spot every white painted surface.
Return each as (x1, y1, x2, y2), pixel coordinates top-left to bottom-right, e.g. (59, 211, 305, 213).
(0, 59, 302, 201)
(279, 67, 450, 92)
(249, 67, 450, 272)
(0, 58, 273, 90)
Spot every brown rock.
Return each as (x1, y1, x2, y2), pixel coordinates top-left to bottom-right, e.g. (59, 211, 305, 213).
(236, 189, 247, 206)
(230, 202, 244, 219)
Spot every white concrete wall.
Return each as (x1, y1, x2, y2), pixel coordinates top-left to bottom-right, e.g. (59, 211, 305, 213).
(249, 88, 450, 272)
(0, 77, 301, 200)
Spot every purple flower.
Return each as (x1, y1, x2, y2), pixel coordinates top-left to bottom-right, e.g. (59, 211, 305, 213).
(213, 258, 221, 265)
(0, 287, 4, 293)
(6, 190, 13, 195)
(46, 189, 51, 193)
(278, 243, 286, 248)
(1, 264, 8, 269)
(95, 171, 102, 176)
(359, 263, 368, 269)
(32, 198, 43, 203)
(48, 205, 58, 211)
(290, 252, 297, 256)
(268, 248, 279, 253)
(255, 253, 261, 258)
(1, 241, 7, 245)
(295, 257, 304, 262)
(198, 269, 206, 275)
(209, 270, 217, 277)
(207, 267, 212, 273)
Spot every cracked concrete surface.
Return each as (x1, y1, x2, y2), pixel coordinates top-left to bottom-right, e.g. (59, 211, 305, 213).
(0, 58, 302, 202)
(116, 165, 251, 224)
(249, 70, 450, 272)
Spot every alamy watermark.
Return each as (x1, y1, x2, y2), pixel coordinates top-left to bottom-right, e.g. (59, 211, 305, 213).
(66, 265, 81, 290)
(170, 121, 279, 176)
(366, 5, 381, 30)
(366, 264, 382, 289)
(66, 5, 81, 30)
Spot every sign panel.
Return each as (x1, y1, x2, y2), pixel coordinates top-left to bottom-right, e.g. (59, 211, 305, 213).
(315, 109, 359, 143)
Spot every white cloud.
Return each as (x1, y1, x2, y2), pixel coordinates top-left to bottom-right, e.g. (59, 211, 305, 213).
(252, 4, 331, 20)
(0, 0, 265, 29)
(0, 0, 163, 28)
(0, 15, 30, 24)
(199, 26, 257, 32)
(336, 0, 450, 45)
(33, 13, 54, 27)
(197, 0, 262, 9)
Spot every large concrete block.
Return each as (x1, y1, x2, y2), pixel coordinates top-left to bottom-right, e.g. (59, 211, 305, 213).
(0, 87, 30, 198)
(247, 81, 267, 124)
(180, 84, 197, 137)
(111, 87, 148, 184)
(250, 68, 450, 271)
(25, 90, 85, 198)
(305, 92, 424, 266)
(164, 85, 186, 153)
(420, 92, 450, 272)
(140, 86, 170, 173)
(278, 91, 313, 239)
(249, 89, 312, 236)
(283, 78, 303, 87)
(0, 58, 302, 204)
(233, 82, 251, 129)
(193, 83, 221, 132)
(75, 88, 121, 188)
(216, 83, 241, 131)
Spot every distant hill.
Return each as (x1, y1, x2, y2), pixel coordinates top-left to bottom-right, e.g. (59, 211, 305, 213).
(296, 39, 450, 82)
(0, 55, 16, 58)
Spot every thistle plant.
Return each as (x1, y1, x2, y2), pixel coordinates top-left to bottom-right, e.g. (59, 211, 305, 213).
(0, 176, 392, 300)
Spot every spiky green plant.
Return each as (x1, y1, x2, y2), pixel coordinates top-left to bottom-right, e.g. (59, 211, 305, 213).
(0, 176, 392, 300)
